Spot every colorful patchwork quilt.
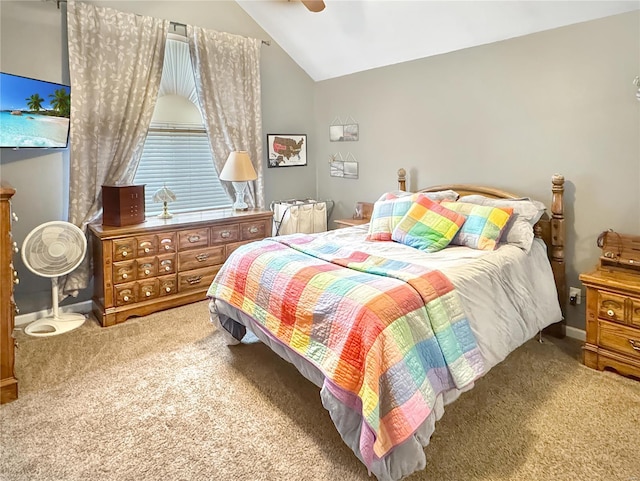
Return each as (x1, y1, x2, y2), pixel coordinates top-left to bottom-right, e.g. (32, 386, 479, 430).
(207, 234, 485, 466)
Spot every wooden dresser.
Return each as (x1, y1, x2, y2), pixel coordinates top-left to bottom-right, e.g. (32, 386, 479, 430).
(580, 268, 640, 379)
(1, 182, 18, 403)
(89, 209, 273, 327)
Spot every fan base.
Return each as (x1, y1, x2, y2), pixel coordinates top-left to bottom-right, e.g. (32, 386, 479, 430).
(25, 313, 86, 337)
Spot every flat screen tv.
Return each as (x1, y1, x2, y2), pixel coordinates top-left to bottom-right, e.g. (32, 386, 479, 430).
(0, 72, 70, 148)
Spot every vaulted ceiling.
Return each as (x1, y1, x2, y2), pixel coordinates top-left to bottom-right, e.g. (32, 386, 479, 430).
(236, 0, 640, 81)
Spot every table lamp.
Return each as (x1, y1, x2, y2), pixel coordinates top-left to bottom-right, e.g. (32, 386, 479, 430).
(153, 185, 177, 219)
(219, 151, 257, 211)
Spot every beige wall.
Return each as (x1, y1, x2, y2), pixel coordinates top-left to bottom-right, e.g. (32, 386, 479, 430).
(0, 0, 316, 313)
(313, 11, 640, 329)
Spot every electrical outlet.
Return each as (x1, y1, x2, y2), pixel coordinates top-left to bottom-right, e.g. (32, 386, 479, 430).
(569, 287, 581, 305)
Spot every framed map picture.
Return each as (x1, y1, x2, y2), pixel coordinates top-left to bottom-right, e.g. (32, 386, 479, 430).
(267, 134, 307, 168)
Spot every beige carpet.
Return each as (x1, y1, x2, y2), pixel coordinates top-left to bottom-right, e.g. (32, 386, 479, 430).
(1, 301, 639, 481)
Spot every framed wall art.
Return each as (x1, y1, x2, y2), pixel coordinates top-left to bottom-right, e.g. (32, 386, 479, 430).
(329, 116, 359, 142)
(267, 134, 307, 168)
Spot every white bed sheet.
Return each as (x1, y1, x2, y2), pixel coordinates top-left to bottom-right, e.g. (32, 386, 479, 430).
(209, 226, 563, 481)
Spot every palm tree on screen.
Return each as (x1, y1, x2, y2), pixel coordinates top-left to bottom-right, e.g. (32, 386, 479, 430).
(49, 89, 70, 118)
(25, 94, 44, 112)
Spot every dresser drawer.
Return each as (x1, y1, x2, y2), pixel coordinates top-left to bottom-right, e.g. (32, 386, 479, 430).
(137, 235, 157, 256)
(158, 254, 176, 275)
(158, 233, 176, 253)
(598, 319, 640, 361)
(598, 291, 626, 323)
(113, 238, 136, 261)
(241, 220, 268, 241)
(631, 298, 640, 328)
(115, 282, 137, 306)
(226, 240, 251, 259)
(178, 265, 221, 292)
(113, 260, 136, 284)
(138, 278, 159, 301)
(178, 245, 225, 272)
(211, 224, 239, 244)
(178, 229, 209, 250)
(158, 274, 177, 297)
(136, 256, 157, 279)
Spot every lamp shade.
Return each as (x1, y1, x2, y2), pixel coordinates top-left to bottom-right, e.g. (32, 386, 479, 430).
(219, 151, 257, 182)
(152, 186, 177, 203)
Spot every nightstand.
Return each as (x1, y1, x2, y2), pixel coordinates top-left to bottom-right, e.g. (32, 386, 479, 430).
(580, 268, 640, 380)
(334, 218, 370, 229)
(334, 202, 373, 229)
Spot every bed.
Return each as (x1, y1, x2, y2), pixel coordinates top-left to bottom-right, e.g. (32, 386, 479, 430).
(207, 169, 566, 481)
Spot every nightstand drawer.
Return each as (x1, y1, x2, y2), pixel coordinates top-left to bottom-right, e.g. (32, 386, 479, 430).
(598, 291, 626, 323)
(598, 320, 640, 361)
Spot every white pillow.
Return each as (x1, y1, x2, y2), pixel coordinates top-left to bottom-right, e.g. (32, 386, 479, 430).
(377, 189, 459, 203)
(457, 195, 546, 253)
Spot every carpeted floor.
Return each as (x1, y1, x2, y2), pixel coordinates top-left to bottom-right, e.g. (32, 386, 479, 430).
(1, 301, 639, 481)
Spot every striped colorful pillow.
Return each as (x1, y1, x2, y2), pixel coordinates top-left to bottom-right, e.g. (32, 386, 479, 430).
(367, 193, 421, 241)
(391, 196, 466, 252)
(440, 201, 513, 250)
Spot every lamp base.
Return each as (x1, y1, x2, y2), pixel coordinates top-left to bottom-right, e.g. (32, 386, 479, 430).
(157, 201, 173, 219)
(232, 181, 250, 211)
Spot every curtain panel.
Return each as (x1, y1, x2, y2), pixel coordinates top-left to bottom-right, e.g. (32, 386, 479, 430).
(63, 0, 168, 297)
(188, 26, 265, 209)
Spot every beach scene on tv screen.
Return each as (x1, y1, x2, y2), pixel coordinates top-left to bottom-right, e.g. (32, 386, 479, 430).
(0, 73, 70, 148)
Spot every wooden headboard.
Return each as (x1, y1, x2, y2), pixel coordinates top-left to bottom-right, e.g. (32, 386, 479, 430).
(397, 168, 566, 338)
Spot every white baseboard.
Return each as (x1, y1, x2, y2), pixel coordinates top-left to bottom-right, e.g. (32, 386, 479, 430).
(565, 325, 586, 342)
(15, 300, 93, 327)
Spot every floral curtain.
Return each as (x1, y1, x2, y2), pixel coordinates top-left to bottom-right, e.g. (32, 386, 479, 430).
(62, 0, 168, 297)
(188, 26, 265, 209)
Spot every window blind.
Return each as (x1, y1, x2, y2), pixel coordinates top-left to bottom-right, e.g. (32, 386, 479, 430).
(134, 126, 231, 215)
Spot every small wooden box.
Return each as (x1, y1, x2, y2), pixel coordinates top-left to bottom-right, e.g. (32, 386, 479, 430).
(102, 185, 145, 227)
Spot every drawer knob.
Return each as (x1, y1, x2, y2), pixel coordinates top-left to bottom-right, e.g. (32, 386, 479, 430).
(122, 273, 128, 279)
(630, 339, 640, 352)
(164, 244, 171, 250)
(14, 306, 19, 314)
(221, 231, 231, 238)
(12, 212, 18, 222)
(144, 269, 150, 275)
(249, 226, 259, 234)
(165, 266, 171, 272)
(123, 295, 130, 302)
(165, 287, 171, 293)
(188, 235, 201, 243)
(607, 309, 615, 317)
(122, 251, 128, 257)
(145, 291, 151, 297)
(13, 277, 19, 285)
(196, 253, 209, 262)
(144, 247, 150, 253)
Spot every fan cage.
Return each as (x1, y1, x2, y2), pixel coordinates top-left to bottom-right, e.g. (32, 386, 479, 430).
(21, 221, 87, 278)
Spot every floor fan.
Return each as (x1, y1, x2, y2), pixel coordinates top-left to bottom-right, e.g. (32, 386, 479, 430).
(21, 221, 87, 337)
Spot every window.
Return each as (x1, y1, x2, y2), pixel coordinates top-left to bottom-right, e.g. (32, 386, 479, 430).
(134, 36, 231, 215)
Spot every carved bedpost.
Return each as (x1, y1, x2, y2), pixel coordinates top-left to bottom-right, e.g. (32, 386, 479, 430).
(548, 174, 566, 338)
(397, 168, 406, 191)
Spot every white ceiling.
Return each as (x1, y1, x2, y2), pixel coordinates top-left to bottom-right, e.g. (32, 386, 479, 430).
(236, 0, 640, 81)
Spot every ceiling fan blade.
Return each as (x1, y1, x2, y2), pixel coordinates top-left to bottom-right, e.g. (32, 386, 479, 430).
(301, 0, 325, 12)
